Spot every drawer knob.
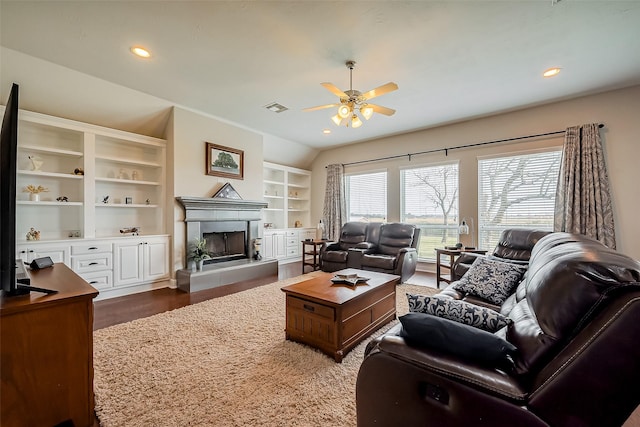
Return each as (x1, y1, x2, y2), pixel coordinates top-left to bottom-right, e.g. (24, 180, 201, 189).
(89, 247, 98, 250)
(89, 281, 98, 284)
(303, 304, 315, 312)
(89, 262, 99, 266)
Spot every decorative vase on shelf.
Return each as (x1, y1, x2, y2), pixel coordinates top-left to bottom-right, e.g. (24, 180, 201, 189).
(197, 259, 205, 271)
(30, 193, 40, 202)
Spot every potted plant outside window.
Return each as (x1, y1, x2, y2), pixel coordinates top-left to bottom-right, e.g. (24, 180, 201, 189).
(189, 238, 211, 271)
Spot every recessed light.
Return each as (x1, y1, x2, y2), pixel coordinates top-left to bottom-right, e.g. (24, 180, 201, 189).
(130, 46, 151, 58)
(543, 67, 561, 78)
(323, 129, 331, 134)
(263, 102, 288, 113)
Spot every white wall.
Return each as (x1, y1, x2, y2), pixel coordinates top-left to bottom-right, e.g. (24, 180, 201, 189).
(311, 85, 640, 262)
(169, 106, 264, 274)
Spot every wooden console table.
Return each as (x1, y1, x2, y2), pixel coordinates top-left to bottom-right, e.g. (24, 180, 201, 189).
(1, 263, 98, 427)
(435, 248, 487, 288)
(301, 239, 326, 273)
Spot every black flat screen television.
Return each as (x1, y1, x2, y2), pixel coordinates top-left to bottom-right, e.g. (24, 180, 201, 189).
(1, 83, 55, 296)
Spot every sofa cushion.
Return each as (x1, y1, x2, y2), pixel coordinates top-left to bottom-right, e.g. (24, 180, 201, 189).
(399, 312, 517, 370)
(407, 293, 511, 332)
(323, 250, 348, 263)
(452, 257, 527, 305)
(376, 223, 415, 255)
(361, 254, 396, 270)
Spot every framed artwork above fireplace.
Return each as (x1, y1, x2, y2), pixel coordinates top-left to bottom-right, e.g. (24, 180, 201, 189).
(206, 142, 244, 180)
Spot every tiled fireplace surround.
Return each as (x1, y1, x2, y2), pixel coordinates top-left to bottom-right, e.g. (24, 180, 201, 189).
(175, 196, 278, 292)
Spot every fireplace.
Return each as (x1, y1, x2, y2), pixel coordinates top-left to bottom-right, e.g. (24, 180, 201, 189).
(202, 222, 247, 263)
(176, 195, 278, 293)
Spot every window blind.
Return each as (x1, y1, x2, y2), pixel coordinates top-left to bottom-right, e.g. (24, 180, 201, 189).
(478, 149, 562, 250)
(346, 171, 387, 222)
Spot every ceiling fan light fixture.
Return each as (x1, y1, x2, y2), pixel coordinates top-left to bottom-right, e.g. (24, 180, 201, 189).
(361, 106, 374, 120)
(337, 104, 351, 119)
(331, 114, 343, 126)
(351, 114, 363, 128)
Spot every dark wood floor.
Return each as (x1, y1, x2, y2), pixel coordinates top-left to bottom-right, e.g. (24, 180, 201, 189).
(93, 263, 437, 330)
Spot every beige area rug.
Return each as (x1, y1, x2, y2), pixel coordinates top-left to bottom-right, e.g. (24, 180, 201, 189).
(93, 272, 438, 427)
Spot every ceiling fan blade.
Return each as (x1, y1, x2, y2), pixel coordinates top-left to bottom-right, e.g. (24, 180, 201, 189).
(321, 82, 348, 98)
(361, 82, 398, 100)
(368, 104, 396, 116)
(303, 103, 340, 112)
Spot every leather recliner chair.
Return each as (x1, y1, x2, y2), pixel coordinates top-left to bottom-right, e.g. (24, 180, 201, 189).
(356, 232, 640, 427)
(451, 228, 550, 281)
(350, 223, 420, 283)
(319, 222, 381, 272)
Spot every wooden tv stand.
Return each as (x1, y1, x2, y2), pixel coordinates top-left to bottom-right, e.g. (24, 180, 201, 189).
(1, 263, 98, 427)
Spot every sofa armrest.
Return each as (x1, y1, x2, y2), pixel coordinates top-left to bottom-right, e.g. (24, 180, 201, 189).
(354, 241, 377, 253)
(347, 248, 365, 269)
(365, 329, 526, 401)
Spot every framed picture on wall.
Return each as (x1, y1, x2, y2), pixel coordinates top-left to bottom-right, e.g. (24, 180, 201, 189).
(205, 142, 244, 180)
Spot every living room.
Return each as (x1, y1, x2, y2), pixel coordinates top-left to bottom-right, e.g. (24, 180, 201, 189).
(2, 2, 640, 426)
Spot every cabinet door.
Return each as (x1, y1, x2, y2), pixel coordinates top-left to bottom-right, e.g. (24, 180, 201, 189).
(113, 241, 144, 286)
(143, 238, 169, 281)
(273, 232, 287, 258)
(17, 244, 71, 266)
(263, 233, 275, 259)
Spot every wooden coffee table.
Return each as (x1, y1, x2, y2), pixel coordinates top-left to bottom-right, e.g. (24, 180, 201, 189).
(281, 268, 399, 362)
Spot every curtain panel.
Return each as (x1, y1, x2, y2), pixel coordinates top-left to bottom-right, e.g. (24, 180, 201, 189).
(323, 164, 346, 241)
(554, 123, 616, 248)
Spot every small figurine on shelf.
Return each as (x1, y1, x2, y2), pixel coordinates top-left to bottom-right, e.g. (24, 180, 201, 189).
(73, 168, 84, 175)
(26, 227, 41, 241)
(102, 196, 109, 204)
(132, 170, 138, 180)
(119, 227, 140, 236)
(56, 196, 69, 202)
(28, 156, 43, 171)
(145, 198, 150, 205)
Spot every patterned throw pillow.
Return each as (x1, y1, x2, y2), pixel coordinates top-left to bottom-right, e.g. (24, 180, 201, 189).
(406, 293, 511, 332)
(452, 257, 527, 305)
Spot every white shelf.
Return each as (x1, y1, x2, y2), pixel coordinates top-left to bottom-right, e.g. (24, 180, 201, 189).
(288, 209, 309, 212)
(264, 195, 284, 199)
(95, 177, 161, 186)
(287, 183, 307, 189)
(18, 170, 84, 180)
(96, 204, 160, 208)
(263, 162, 311, 231)
(19, 145, 84, 157)
(95, 155, 162, 168)
(17, 201, 83, 206)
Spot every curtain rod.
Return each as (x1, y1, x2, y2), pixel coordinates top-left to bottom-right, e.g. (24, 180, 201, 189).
(328, 123, 604, 168)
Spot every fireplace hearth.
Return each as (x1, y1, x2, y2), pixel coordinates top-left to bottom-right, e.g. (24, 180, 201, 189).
(176, 195, 278, 293)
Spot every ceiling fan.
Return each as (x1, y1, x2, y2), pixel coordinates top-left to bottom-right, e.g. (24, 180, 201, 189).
(303, 60, 398, 128)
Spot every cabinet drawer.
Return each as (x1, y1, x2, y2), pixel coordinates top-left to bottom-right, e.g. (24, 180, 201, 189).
(286, 238, 298, 247)
(71, 243, 112, 255)
(72, 253, 113, 273)
(80, 270, 113, 290)
(286, 230, 298, 237)
(287, 247, 298, 257)
(287, 296, 334, 320)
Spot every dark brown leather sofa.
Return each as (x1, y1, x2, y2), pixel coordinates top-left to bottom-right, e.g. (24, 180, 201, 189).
(356, 232, 640, 427)
(320, 222, 420, 283)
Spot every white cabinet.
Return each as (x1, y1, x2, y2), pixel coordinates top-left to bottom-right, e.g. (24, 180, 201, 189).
(263, 230, 286, 260)
(113, 236, 169, 286)
(17, 242, 71, 266)
(263, 228, 314, 262)
(71, 242, 113, 290)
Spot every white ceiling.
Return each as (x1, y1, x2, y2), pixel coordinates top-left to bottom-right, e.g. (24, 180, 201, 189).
(2, 1, 640, 150)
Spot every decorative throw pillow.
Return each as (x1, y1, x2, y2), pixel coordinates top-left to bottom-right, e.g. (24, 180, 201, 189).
(406, 293, 511, 332)
(399, 312, 517, 370)
(452, 257, 527, 305)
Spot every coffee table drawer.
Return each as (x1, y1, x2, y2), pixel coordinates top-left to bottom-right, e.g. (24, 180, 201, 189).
(342, 292, 395, 340)
(287, 296, 334, 320)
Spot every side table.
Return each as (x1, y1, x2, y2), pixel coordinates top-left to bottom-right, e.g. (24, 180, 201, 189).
(302, 240, 326, 273)
(435, 248, 487, 288)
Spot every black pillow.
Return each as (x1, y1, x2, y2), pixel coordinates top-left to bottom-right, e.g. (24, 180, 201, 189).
(398, 312, 517, 370)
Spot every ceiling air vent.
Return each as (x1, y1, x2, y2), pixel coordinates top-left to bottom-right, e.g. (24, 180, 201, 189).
(264, 102, 288, 113)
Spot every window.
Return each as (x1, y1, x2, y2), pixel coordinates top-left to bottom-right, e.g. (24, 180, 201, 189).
(346, 171, 387, 222)
(401, 163, 459, 260)
(478, 149, 562, 250)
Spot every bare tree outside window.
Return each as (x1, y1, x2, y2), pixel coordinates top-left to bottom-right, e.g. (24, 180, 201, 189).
(478, 150, 561, 249)
(401, 163, 459, 259)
